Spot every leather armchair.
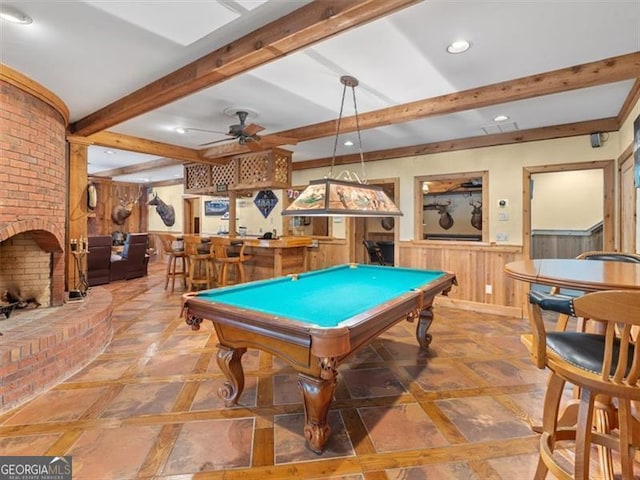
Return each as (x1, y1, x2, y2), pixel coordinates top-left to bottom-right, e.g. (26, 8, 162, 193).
(87, 235, 113, 286)
(110, 233, 149, 281)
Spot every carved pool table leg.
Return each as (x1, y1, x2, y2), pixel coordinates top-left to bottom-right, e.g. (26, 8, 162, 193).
(298, 361, 337, 454)
(216, 345, 247, 407)
(415, 305, 434, 350)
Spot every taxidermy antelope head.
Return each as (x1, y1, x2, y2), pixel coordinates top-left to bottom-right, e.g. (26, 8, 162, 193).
(147, 191, 176, 227)
(470, 200, 482, 231)
(112, 188, 142, 225)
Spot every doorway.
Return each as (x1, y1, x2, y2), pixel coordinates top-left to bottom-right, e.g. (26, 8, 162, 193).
(182, 197, 199, 234)
(523, 160, 615, 259)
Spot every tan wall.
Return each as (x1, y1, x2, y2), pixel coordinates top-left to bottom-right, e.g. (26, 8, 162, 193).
(531, 169, 603, 230)
(147, 184, 184, 233)
(292, 132, 621, 245)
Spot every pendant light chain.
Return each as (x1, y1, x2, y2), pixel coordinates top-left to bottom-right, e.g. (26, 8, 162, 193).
(350, 83, 367, 184)
(282, 74, 402, 217)
(329, 81, 348, 179)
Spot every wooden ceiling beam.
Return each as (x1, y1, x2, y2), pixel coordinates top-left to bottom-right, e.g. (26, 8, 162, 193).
(617, 78, 640, 125)
(90, 157, 184, 178)
(202, 52, 640, 159)
(86, 131, 207, 164)
(292, 117, 620, 171)
(283, 52, 640, 142)
(70, 0, 419, 136)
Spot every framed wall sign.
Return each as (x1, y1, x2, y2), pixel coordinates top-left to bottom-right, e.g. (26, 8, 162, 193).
(254, 190, 278, 218)
(204, 199, 229, 216)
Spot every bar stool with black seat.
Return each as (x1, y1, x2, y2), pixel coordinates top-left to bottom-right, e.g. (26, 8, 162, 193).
(183, 236, 215, 291)
(157, 233, 188, 293)
(551, 251, 640, 332)
(210, 237, 250, 287)
(522, 289, 640, 479)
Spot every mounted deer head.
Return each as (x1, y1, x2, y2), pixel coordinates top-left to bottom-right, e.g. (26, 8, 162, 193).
(147, 191, 176, 227)
(470, 200, 482, 231)
(424, 200, 454, 230)
(111, 187, 143, 225)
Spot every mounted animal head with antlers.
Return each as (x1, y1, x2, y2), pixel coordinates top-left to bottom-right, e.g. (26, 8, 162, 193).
(112, 187, 143, 225)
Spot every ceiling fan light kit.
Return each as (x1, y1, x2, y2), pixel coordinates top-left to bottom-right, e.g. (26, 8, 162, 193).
(282, 75, 402, 218)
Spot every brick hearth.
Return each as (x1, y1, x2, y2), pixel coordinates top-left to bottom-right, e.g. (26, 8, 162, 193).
(0, 288, 113, 413)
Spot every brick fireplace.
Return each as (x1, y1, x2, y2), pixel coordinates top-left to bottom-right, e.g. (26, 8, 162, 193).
(0, 69, 67, 306)
(0, 66, 113, 413)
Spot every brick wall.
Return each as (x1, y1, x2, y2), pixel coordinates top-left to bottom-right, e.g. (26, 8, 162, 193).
(0, 78, 67, 305)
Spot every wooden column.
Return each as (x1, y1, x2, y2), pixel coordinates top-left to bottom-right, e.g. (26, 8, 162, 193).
(67, 137, 91, 291)
(228, 191, 238, 237)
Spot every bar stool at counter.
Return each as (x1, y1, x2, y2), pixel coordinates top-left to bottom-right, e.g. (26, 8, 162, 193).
(210, 237, 251, 287)
(157, 233, 188, 293)
(184, 236, 216, 291)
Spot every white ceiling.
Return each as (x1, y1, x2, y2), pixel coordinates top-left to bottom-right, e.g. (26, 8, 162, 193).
(2, 0, 639, 183)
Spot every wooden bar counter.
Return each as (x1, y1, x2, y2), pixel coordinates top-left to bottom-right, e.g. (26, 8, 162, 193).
(209, 235, 313, 281)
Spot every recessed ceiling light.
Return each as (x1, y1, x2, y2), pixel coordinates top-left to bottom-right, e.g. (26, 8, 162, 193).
(494, 114, 509, 122)
(446, 40, 470, 54)
(175, 127, 186, 134)
(104, 149, 115, 155)
(0, 5, 32, 24)
(343, 140, 354, 147)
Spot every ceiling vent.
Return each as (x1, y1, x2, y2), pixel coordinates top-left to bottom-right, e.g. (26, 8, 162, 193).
(481, 122, 520, 135)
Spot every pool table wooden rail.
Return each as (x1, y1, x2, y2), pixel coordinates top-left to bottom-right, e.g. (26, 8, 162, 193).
(183, 271, 455, 371)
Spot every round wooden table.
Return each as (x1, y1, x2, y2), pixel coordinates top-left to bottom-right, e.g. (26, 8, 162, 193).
(505, 258, 640, 480)
(504, 258, 640, 292)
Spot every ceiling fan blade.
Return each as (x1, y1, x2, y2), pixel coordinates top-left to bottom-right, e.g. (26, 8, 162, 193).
(185, 127, 230, 135)
(198, 137, 234, 147)
(242, 123, 265, 136)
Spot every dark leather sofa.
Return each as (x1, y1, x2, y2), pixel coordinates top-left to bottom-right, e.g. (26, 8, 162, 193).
(87, 235, 113, 286)
(87, 233, 149, 286)
(110, 233, 149, 281)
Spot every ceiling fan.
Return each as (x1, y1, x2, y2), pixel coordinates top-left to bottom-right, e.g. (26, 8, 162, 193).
(190, 111, 298, 152)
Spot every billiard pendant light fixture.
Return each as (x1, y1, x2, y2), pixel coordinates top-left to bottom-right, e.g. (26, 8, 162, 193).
(282, 76, 402, 217)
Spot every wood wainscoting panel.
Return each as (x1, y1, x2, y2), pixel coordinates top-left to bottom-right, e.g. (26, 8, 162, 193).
(398, 241, 526, 316)
(307, 238, 350, 272)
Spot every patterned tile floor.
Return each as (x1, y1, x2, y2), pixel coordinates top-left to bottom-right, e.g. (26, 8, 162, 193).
(1, 263, 636, 479)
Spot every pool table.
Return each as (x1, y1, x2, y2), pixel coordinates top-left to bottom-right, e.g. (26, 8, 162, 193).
(182, 263, 456, 453)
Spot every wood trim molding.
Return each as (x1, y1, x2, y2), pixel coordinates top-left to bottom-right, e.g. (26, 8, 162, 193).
(0, 63, 69, 124)
(69, 0, 419, 136)
(293, 117, 620, 171)
(618, 142, 634, 164)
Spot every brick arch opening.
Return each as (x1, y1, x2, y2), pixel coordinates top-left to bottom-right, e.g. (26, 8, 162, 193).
(0, 221, 65, 307)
